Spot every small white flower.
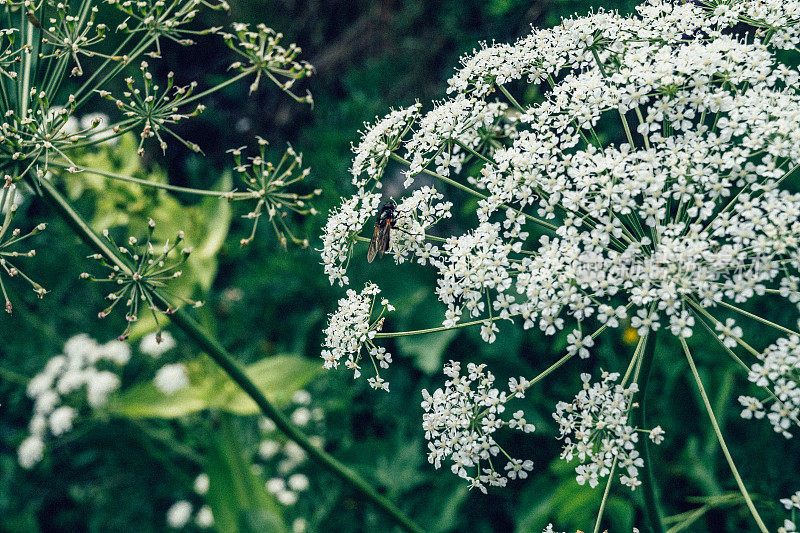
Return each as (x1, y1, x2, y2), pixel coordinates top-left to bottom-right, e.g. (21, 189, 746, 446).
(276, 490, 298, 506)
(48, 406, 76, 436)
(781, 490, 800, 510)
(287, 473, 309, 492)
(98, 340, 131, 365)
(292, 518, 308, 533)
(154, 364, 190, 395)
(266, 477, 286, 494)
(86, 371, 121, 408)
(290, 407, 312, 426)
(258, 417, 277, 433)
(194, 505, 214, 528)
(258, 440, 281, 460)
(166, 500, 192, 528)
(17, 435, 45, 469)
(193, 473, 210, 495)
(649, 426, 665, 445)
(291, 389, 311, 405)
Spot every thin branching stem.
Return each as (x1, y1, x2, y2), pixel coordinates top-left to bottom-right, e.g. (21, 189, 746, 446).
(680, 337, 768, 533)
(640, 331, 665, 533)
(38, 176, 424, 533)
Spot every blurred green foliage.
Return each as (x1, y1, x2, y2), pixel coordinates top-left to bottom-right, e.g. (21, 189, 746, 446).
(1, 0, 799, 532)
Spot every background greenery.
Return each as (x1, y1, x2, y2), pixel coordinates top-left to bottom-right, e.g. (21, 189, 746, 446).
(1, 0, 798, 531)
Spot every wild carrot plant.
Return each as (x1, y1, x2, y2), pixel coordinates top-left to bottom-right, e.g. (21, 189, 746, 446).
(321, 1, 800, 530)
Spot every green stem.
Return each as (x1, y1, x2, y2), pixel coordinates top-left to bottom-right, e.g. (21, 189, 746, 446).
(374, 315, 500, 338)
(48, 162, 252, 199)
(593, 458, 617, 533)
(498, 84, 525, 113)
(679, 338, 768, 533)
(639, 331, 665, 533)
(716, 300, 799, 337)
(38, 178, 424, 533)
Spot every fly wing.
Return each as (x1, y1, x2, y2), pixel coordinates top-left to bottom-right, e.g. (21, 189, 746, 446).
(367, 221, 382, 263)
(378, 218, 392, 258)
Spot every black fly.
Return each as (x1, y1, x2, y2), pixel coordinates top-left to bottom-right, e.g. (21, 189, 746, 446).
(367, 201, 397, 262)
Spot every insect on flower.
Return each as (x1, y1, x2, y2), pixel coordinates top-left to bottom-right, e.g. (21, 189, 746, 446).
(367, 200, 397, 262)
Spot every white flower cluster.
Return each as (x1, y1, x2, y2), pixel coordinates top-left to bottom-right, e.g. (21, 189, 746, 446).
(779, 491, 800, 533)
(320, 192, 382, 286)
(351, 104, 421, 187)
(18, 334, 130, 469)
(783, 490, 800, 510)
(257, 390, 323, 508)
(320, 282, 394, 391)
(154, 363, 190, 395)
(421, 361, 534, 493)
(392, 186, 452, 265)
(403, 97, 514, 182)
(18, 331, 180, 469)
(738, 335, 800, 438)
(322, 0, 800, 496)
(324, 0, 800, 351)
(165, 474, 214, 530)
(553, 372, 663, 490)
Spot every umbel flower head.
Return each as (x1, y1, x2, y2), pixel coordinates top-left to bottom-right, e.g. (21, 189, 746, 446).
(0, 178, 47, 312)
(421, 361, 534, 494)
(320, 282, 394, 391)
(228, 138, 320, 248)
(18, 333, 130, 469)
(321, 0, 800, 510)
(97, 61, 206, 155)
(554, 371, 665, 491)
(0, 0, 315, 312)
(221, 23, 314, 103)
(82, 219, 199, 341)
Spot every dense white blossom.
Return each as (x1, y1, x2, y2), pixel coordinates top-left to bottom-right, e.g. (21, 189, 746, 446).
(421, 361, 534, 493)
(166, 500, 193, 529)
(553, 372, 661, 490)
(351, 104, 421, 187)
(194, 473, 210, 495)
(324, 0, 800, 349)
(17, 333, 193, 469)
(195, 506, 214, 528)
(320, 282, 394, 391)
(18, 334, 130, 468)
(322, 0, 800, 498)
(739, 335, 800, 438)
(320, 193, 382, 286)
(17, 435, 45, 469)
(391, 187, 452, 265)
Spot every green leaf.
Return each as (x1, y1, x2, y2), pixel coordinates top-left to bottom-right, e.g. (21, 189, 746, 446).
(106, 359, 213, 419)
(211, 355, 322, 415)
(107, 355, 321, 419)
(205, 415, 287, 533)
